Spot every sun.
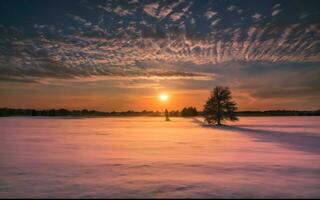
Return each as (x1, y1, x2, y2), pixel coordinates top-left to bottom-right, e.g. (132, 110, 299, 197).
(159, 93, 169, 102)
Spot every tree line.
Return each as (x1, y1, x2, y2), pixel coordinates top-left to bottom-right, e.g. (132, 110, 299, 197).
(0, 107, 199, 117)
(0, 108, 162, 117)
(1, 107, 318, 118)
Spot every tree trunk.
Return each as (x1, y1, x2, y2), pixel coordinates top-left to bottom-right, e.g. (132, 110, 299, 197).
(217, 100, 221, 125)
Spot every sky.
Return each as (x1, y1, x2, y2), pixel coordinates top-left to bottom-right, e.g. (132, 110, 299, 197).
(0, 0, 319, 111)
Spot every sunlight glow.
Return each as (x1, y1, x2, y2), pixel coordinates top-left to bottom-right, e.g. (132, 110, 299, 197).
(160, 93, 169, 102)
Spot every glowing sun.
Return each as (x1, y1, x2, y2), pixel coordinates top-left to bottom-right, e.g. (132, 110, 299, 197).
(159, 93, 169, 102)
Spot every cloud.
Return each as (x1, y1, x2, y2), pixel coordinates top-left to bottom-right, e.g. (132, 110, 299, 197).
(271, 3, 282, 17)
(252, 13, 262, 21)
(227, 5, 237, 12)
(128, 0, 138, 4)
(0, 0, 319, 86)
(205, 11, 218, 20)
(158, 5, 174, 19)
(0, 0, 319, 111)
(273, 3, 281, 9)
(97, 4, 113, 12)
(170, 12, 184, 21)
(67, 14, 88, 24)
(272, 9, 282, 16)
(142, 0, 189, 20)
(113, 6, 132, 16)
(198, 61, 320, 108)
(211, 18, 221, 26)
(1, 21, 320, 84)
(143, 2, 159, 18)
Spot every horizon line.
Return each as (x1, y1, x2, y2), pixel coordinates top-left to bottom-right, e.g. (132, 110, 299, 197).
(1, 107, 320, 113)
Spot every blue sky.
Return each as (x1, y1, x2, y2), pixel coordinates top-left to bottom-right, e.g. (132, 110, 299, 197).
(0, 0, 319, 111)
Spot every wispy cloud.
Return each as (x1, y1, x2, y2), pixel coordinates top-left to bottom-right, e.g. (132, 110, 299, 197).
(211, 18, 221, 26)
(272, 9, 282, 16)
(143, 2, 160, 18)
(0, 0, 319, 85)
(205, 11, 218, 20)
(252, 12, 262, 21)
(227, 5, 238, 12)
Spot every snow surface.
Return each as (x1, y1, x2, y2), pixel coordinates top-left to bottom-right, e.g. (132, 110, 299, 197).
(0, 116, 319, 198)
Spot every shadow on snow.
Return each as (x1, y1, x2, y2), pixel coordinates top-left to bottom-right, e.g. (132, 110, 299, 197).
(192, 118, 320, 154)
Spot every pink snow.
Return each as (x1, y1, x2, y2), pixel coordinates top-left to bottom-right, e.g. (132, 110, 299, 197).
(0, 116, 319, 198)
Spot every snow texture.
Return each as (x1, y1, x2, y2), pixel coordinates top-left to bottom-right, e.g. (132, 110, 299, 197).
(0, 116, 319, 198)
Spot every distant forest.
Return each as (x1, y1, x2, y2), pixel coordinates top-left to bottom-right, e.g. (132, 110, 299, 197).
(1, 107, 320, 117)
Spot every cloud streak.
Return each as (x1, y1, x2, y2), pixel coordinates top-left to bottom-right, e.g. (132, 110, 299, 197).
(0, 0, 319, 84)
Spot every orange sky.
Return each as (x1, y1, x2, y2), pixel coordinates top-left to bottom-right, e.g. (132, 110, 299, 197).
(1, 78, 319, 111)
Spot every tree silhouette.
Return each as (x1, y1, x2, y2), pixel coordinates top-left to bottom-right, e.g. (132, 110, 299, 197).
(181, 106, 198, 117)
(165, 109, 170, 121)
(203, 86, 238, 125)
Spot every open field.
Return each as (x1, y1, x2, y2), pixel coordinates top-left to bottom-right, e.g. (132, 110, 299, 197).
(0, 116, 319, 198)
